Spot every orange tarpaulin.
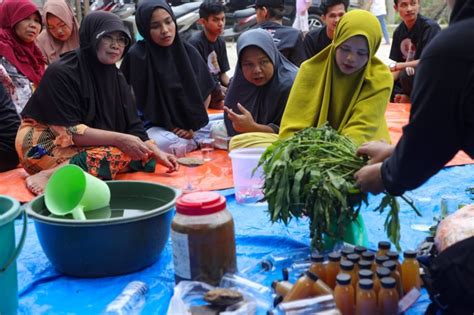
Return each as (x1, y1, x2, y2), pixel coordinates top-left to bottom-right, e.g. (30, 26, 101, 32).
(1, 103, 472, 203)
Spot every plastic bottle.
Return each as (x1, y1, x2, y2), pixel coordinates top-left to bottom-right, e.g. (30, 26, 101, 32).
(339, 260, 357, 290)
(354, 246, 366, 256)
(361, 251, 375, 272)
(347, 254, 360, 276)
(104, 281, 148, 315)
(377, 241, 391, 257)
(325, 252, 341, 289)
(378, 277, 399, 315)
(386, 251, 402, 276)
(382, 260, 403, 298)
(358, 260, 372, 271)
(401, 250, 421, 294)
(374, 266, 391, 295)
(357, 270, 374, 300)
(272, 280, 294, 298)
(334, 273, 354, 315)
(283, 271, 318, 302)
(375, 255, 389, 267)
(341, 246, 354, 261)
(309, 254, 327, 283)
(355, 279, 377, 315)
(310, 273, 334, 297)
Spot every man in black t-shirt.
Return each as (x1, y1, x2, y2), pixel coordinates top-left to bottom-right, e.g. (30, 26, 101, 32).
(188, 1, 230, 109)
(0, 81, 20, 171)
(303, 0, 348, 61)
(255, 0, 305, 66)
(388, 0, 440, 103)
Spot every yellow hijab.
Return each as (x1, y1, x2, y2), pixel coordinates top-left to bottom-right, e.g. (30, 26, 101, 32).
(278, 10, 393, 145)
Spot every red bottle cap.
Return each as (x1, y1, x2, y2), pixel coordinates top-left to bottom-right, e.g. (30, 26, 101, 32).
(176, 191, 226, 215)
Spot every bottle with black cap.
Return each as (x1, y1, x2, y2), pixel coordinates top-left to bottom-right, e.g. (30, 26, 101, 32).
(340, 260, 357, 289)
(272, 280, 293, 298)
(383, 260, 403, 297)
(374, 266, 391, 294)
(325, 252, 341, 289)
(377, 241, 391, 257)
(347, 253, 361, 276)
(309, 254, 327, 283)
(283, 271, 318, 302)
(341, 246, 354, 261)
(378, 277, 399, 315)
(357, 269, 374, 298)
(401, 250, 421, 294)
(375, 255, 389, 267)
(361, 251, 376, 272)
(355, 279, 377, 315)
(354, 246, 366, 255)
(334, 273, 355, 315)
(358, 260, 372, 271)
(386, 251, 402, 276)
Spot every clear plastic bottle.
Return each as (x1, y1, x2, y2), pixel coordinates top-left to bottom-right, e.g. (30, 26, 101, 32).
(104, 281, 148, 315)
(378, 277, 399, 315)
(355, 279, 377, 315)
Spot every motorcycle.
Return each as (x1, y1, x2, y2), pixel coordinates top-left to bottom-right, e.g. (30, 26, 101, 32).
(122, 1, 202, 43)
(222, 0, 324, 40)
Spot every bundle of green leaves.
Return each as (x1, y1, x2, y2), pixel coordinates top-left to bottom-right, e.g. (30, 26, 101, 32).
(258, 125, 419, 250)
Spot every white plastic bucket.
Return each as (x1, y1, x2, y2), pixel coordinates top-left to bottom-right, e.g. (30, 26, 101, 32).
(228, 148, 266, 204)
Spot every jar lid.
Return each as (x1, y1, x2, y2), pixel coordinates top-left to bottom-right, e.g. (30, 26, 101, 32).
(176, 192, 226, 215)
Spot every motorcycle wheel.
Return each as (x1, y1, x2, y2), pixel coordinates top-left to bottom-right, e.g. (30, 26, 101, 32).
(308, 14, 324, 30)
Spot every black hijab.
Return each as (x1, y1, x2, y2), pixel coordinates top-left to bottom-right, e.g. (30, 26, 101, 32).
(450, 0, 474, 23)
(120, 0, 213, 132)
(21, 11, 149, 141)
(224, 29, 298, 136)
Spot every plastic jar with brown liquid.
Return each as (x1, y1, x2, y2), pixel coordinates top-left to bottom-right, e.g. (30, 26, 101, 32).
(171, 192, 237, 286)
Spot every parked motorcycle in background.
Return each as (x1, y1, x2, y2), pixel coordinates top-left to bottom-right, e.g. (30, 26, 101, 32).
(122, 1, 202, 43)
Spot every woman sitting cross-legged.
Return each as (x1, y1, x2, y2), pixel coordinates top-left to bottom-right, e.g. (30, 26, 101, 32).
(16, 11, 177, 195)
(211, 28, 297, 148)
(120, 0, 215, 154)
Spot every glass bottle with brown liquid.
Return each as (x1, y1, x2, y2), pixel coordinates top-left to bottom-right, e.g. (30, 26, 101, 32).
(355, 279, 377, 315)
(377, 241, 391, 257)
(378, 277, 399, 315)
(309, 254, 327, 283)
(325, 252, 341, 289)
(383, 260, 403, 298)
(334, 273, 355, 315)
(374, 266, 391, 294)
(401, 250, 421, 294)
(339, 260, 357, 290)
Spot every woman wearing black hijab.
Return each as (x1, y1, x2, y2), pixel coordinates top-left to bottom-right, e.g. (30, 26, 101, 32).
(17, 11, 177, 195)
(120, 0, 215, 154)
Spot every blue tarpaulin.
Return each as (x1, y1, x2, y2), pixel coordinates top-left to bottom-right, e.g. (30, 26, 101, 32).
(15, 164, 474, 314)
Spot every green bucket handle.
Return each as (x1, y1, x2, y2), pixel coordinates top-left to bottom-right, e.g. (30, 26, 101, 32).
(0, 206, 28, 273)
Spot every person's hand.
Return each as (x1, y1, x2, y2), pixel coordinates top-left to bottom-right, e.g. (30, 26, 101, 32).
(173, 128, 194, 139)
(356, 141, 395, 164)
(354, 163, 385, 194)
(115, 134, 152, 160)
(224, 103, 256, 133)
(146, 140, 178, 173)
(394, 94, 410, 103)
(405, 66, 415, 76)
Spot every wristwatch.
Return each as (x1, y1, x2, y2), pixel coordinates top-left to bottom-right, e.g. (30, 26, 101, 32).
(389, 62, 397, 72)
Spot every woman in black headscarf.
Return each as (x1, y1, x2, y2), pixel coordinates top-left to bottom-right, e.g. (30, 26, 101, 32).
(120, 0, 215, 154)
(17, 11, 177, 195)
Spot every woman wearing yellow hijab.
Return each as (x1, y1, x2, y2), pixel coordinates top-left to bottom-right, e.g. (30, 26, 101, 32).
(229, 9, 392, 150)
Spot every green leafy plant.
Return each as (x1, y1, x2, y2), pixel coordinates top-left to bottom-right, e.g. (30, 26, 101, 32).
(258, 125, 420, 251)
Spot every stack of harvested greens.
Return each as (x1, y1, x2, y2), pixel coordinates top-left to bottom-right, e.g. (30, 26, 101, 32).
(258, 125, 419, 250)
